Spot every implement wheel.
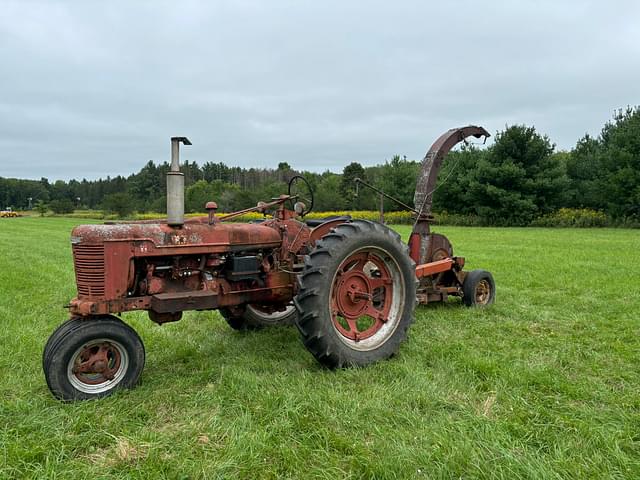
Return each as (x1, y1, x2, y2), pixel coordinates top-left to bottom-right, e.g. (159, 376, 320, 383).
(42, 316, 145, 401)
(295, 220, 416, 368)
(462, 270, 496, 306)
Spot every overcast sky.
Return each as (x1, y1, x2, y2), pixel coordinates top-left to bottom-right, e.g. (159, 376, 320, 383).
(1, 1, 638, 181)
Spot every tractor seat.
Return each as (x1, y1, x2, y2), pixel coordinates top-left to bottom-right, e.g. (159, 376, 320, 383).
(305, 215, 351, 228)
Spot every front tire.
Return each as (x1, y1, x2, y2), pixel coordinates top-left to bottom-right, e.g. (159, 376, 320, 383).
(43, 316, 145, 401)
(295, 220, 416, 368)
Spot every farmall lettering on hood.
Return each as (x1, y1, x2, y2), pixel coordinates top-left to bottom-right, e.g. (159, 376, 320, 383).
(43, 130, 495, 401)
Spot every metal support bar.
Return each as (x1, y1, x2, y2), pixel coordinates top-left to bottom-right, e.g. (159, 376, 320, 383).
(354, 178, 420, 215)
(415, 258, 455, 278)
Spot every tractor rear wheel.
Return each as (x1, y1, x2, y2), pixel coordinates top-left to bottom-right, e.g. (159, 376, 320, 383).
(42, 316, 145, 401)
(219, 304, 297, 330)
(295, 220, 416, 368)
(462, 269, 496, 306)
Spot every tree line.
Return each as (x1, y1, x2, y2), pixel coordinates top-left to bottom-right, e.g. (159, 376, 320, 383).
(1, 106, 638, 225)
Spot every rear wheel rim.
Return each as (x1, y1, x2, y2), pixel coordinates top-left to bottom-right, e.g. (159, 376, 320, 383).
(67, 338, 129, 394)
(329, 246, 405, 351)
(247, 304, 295, 321)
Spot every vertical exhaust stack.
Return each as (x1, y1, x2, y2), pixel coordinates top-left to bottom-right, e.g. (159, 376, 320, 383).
(167, 136, 192, 227)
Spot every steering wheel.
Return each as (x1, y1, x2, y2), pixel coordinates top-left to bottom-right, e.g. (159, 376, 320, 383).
(287, 175, 314, 216)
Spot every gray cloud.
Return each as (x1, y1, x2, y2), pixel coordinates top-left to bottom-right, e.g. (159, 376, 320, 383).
(1, 0, 638, 180)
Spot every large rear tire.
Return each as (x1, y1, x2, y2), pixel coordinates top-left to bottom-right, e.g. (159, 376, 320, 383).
(43, 316, 145, 401)
(295, 220, 416, 368)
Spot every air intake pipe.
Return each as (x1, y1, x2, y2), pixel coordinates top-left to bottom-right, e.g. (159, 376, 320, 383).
(167, 136, 191, 227)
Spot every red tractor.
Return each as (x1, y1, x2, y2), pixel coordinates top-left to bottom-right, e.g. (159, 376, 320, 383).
(43, 128, 495, 401)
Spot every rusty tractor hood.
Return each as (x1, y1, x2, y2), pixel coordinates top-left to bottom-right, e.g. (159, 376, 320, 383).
(71, 221, 282, 252)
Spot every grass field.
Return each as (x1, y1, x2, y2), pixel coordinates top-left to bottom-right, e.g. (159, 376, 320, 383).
(1, 217, 639, 479)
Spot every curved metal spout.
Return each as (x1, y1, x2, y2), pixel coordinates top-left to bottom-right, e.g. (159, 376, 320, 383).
(413, 125, 490, 216)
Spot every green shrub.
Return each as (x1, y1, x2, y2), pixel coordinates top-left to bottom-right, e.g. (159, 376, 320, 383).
(49, 199, 74, 214)
(433, 211, 485, 227)
(612, 216, 640, 228)
(54, 207, 635, 229)
(35, 200, 48, 217)
(102, 193, 135, 219)
(530, 208, 608, 227)
(305, 210, 413, 224)
(64, 209, 105, 219)
(127, 209, 501, 226)
(217, 210, 480, 226)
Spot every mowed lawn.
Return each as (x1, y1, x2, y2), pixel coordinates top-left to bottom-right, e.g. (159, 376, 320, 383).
(1, 217, 639, 479)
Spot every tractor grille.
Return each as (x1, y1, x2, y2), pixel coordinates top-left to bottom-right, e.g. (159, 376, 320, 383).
(73, 244, 105, 297)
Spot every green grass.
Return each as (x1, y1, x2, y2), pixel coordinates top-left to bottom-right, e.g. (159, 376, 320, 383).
(1, 217, 639, 479)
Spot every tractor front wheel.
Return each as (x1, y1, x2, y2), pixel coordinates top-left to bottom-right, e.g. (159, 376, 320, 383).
(295, 220, 416, 368)
(42, 316, 145, 401)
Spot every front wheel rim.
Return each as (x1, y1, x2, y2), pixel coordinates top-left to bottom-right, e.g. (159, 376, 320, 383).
(329, 247, 405, 351)
(67, 338, 129, 394)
